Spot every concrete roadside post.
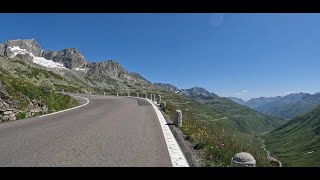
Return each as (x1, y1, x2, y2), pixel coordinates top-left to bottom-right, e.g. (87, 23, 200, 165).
(153, 94, 156, 103)
(150, 94, 153, 101)
(231, 152, 256, 167)
(160, 102, 166, 112)
(136, 93, 139, 97)
(117, 92, 119, 96)
(158, 95, 161, 104)
(62, 89, 64, 93)
(145, 94, 147, 99)
(128, 92, 130, 97)
(174, 110, 183, 128)
(104, 92, 105, 95)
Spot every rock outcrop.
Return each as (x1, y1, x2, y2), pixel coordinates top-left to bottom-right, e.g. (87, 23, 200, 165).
(2, 39, 44, 57)
(44, 48, 87, 69)
(86, 60, 147, 82)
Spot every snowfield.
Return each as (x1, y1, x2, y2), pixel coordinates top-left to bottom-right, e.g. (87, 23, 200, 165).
(8, 46, 66, 69)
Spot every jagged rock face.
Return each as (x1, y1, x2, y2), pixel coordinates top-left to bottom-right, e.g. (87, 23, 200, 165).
(86, 60, 147, 82)
(87, 60, 131, 80)
(43, 50, 57, 60)
(0, 80, 9, 99)
(44, 48, 87, 69)
(0, 44, 5, 56)
(3, 39, 44, 57)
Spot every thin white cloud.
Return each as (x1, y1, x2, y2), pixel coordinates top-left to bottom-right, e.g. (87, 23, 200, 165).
(280, 91, 297, 95)
(235, 90, 249, 96)
(209, 13, 224, 28)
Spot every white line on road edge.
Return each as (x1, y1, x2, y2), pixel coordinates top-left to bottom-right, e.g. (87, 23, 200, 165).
(38, 96, 90, 118)
(135, 97, 189, 167)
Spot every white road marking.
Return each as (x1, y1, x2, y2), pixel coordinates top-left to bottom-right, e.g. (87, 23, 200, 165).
(38, 95, 89, 118)
(134, 97, 189, 167)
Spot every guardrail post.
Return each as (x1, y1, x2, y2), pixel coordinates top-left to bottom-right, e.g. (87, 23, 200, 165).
(174, 110, 182, 128)
(231, 152, 256, 167)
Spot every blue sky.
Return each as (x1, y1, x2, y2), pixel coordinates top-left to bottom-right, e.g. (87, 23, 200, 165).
(1, 13, 320, 100)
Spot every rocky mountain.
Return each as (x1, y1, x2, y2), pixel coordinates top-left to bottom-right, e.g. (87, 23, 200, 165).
(180, 87, 217, 97)
(245, 92, 320, 119)
(265, 104, 320, 166)
(0, 38, 86, 69)
(227, 97, 246, 105)
(86, 60, 147, 82)
(43, 48, 87, 69)
(0, 39, 44, 57)
(153, 83, 180, 93)
(0, 38, 147, 84)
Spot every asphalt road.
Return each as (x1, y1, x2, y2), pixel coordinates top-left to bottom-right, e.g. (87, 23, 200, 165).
(0, 94, 172, 167)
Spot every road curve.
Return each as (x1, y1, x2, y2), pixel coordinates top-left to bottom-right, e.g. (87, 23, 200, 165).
(0, 94, 172, 167)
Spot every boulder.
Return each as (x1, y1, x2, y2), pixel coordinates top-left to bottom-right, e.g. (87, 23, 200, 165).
(9, 117, 16, 121)
(3, 111, 13, 115)
(2, 114, 9, 121)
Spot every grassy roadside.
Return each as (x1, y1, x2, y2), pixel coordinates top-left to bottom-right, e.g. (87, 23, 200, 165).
(164, 100, 270, 167)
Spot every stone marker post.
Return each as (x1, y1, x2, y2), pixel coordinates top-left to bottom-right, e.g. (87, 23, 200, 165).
(160, 102, 166, 111)
(231, 152, 256, 167)
(174, 110, 183, 128)
(158, 95, 161, 104)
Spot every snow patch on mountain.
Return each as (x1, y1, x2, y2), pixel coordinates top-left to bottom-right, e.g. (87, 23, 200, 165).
(8, 46, 66, 69)
(8, 46, 30, 58)
(33, 56, 65, 69)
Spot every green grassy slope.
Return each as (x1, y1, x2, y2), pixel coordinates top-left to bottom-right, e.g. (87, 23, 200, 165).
(154, 91, 284, 166)
(0, 56, 78, 118)
(264, 104, 320, 167)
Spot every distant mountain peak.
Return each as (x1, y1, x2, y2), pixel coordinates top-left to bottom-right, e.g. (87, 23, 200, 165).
(154, 83, 180, 93)
(181, 86, 217, 97)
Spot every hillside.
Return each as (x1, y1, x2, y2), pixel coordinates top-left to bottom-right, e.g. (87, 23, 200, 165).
(0, 56, 78, 122)
(264, 104, 320, 166)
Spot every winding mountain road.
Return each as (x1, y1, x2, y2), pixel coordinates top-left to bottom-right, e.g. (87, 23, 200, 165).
(0, 94, 183, 167)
